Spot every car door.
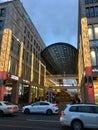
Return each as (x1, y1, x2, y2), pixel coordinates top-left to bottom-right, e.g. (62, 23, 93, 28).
(38, 102, 49, 113)
(93, 106, 98, 128)
(30, 102, 40, 113)
(78, 106, 97, 128)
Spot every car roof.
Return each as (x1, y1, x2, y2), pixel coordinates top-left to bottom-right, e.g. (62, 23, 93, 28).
(34, 101, 50, 103)
(68, 104, 97, 107)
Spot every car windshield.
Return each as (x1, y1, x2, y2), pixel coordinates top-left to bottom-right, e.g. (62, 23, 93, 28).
(3, 102, 13, 105)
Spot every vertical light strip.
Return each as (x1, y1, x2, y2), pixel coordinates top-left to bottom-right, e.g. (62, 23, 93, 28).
(30, 53, 34, 81)
(0, 28, 12, 72)
(81, 17, 91, 67)
(44, 66, 46, 86)
(18, 42, 23, 77)
(38, 60, 41, 84)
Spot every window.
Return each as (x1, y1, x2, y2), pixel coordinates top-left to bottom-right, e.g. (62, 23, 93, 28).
(86, 8, 90, 17)
(0, 20, 3, 29)
(69, 106, 77, 112)
(40, 102, 49, 105)
(95, 6, 98, 16)
(90, 7, 95, 17)
(94, 24, 98, 39)
(8, 56, 19, 76)
(0, 8, 5, 16)
(96, 48, 98, 64)
(94, 0, 98, 3)
(89, 0, 93, 3)
(90, 49, 96, 66)
(11, 38, 20, 56)
(88, 25, 94, 40)
(78, 106, 93, 113)
(85, 0, 89, 4)
(88, 24, 98, 40)
(94, 106, 98, 113)
(24, 26, 26, 33)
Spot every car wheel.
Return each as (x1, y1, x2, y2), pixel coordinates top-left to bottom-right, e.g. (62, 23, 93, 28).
(71, 120, 83, 130)
(46, 109, 52, 115)
(24, 109, 30, 114)
(0, 110, 4, 117)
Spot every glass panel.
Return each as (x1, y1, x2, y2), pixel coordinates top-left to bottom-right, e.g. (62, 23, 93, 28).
(88, 25, 94, 40)
(94, 24, 98, 39)
(90, 7, 95, 17)
(96, 48, 98, 65)
(90, 49, 97, 66)
(0, 20, 3, 29)
(85, 0, 89, 4)
(95, 6, 98, 16)
(1, 8, 5, 16)
(90, 40, 98, 47)
(89, 0, 93, 3)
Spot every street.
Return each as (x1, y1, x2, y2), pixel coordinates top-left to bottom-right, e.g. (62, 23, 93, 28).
(0, 112, 71, 130)
(0, 112, 92, 130)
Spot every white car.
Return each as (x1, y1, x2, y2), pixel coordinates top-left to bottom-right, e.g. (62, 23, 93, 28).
(0, 101, 19, 116)
(22, 101, 59, 115)
(60, 104, 98, 130)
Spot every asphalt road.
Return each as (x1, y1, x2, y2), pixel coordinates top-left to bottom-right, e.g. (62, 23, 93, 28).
(0, 112, 71, 130)
(0, 112, 92, 130)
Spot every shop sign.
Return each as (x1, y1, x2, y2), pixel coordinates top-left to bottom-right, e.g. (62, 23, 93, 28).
(11, 75, 19, 80)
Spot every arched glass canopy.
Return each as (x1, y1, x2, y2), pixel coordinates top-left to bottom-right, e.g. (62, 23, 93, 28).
(41, 42, 78, 75)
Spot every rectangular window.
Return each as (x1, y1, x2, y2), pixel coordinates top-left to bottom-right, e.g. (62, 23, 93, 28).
(94, 0, 98, 3)
(85, 0, 89, 4)
(0, 20, 3, 30)
(24, 26, 26, 33)
(94, 24, 98, 39)
(86, 8, 90, 17)
(90, 49, 97, 66)
(0, 8, 5, 16)
(9, 56, 19, 76)
(88, 25, 94, 40)
(95, 6, 98, 16)
(90, 7, 95, 17)
(89, 0, 93, 4)
(96, 48, 98, 65)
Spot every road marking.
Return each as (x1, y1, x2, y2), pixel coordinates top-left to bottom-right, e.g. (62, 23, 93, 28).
(27, 119, 59, 123)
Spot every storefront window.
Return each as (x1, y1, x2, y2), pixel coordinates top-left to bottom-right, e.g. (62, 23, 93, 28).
(4, 86, 12, 102)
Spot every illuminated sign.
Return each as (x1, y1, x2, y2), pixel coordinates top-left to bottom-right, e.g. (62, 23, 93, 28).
(11, 75, 19, 80)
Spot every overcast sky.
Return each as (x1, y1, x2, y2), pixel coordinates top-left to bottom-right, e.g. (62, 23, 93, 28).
(0, 0, 78, 48)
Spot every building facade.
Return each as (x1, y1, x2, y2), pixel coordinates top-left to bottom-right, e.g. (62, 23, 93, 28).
(0, 0, 46, 104)
(79, 0, 98, 104)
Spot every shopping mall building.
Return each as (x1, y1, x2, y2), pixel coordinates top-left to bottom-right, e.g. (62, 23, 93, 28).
(0, 0, 98, 104)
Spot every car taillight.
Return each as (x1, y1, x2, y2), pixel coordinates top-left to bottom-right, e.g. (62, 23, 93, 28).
(60, 111, 65, 116)
(53, 104, 58, 107)
(7, 106, 13, 110)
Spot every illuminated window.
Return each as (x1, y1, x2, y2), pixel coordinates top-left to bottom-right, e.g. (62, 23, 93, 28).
(90, 49, 96, 65)
(94, 24, 98, 39)
(88, 25, 94, 40)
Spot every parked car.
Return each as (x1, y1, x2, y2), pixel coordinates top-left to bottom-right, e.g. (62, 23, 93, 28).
(0, 101, 19, 116)
(60, 104, 98, 130)
(22, 101, 59, 115)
